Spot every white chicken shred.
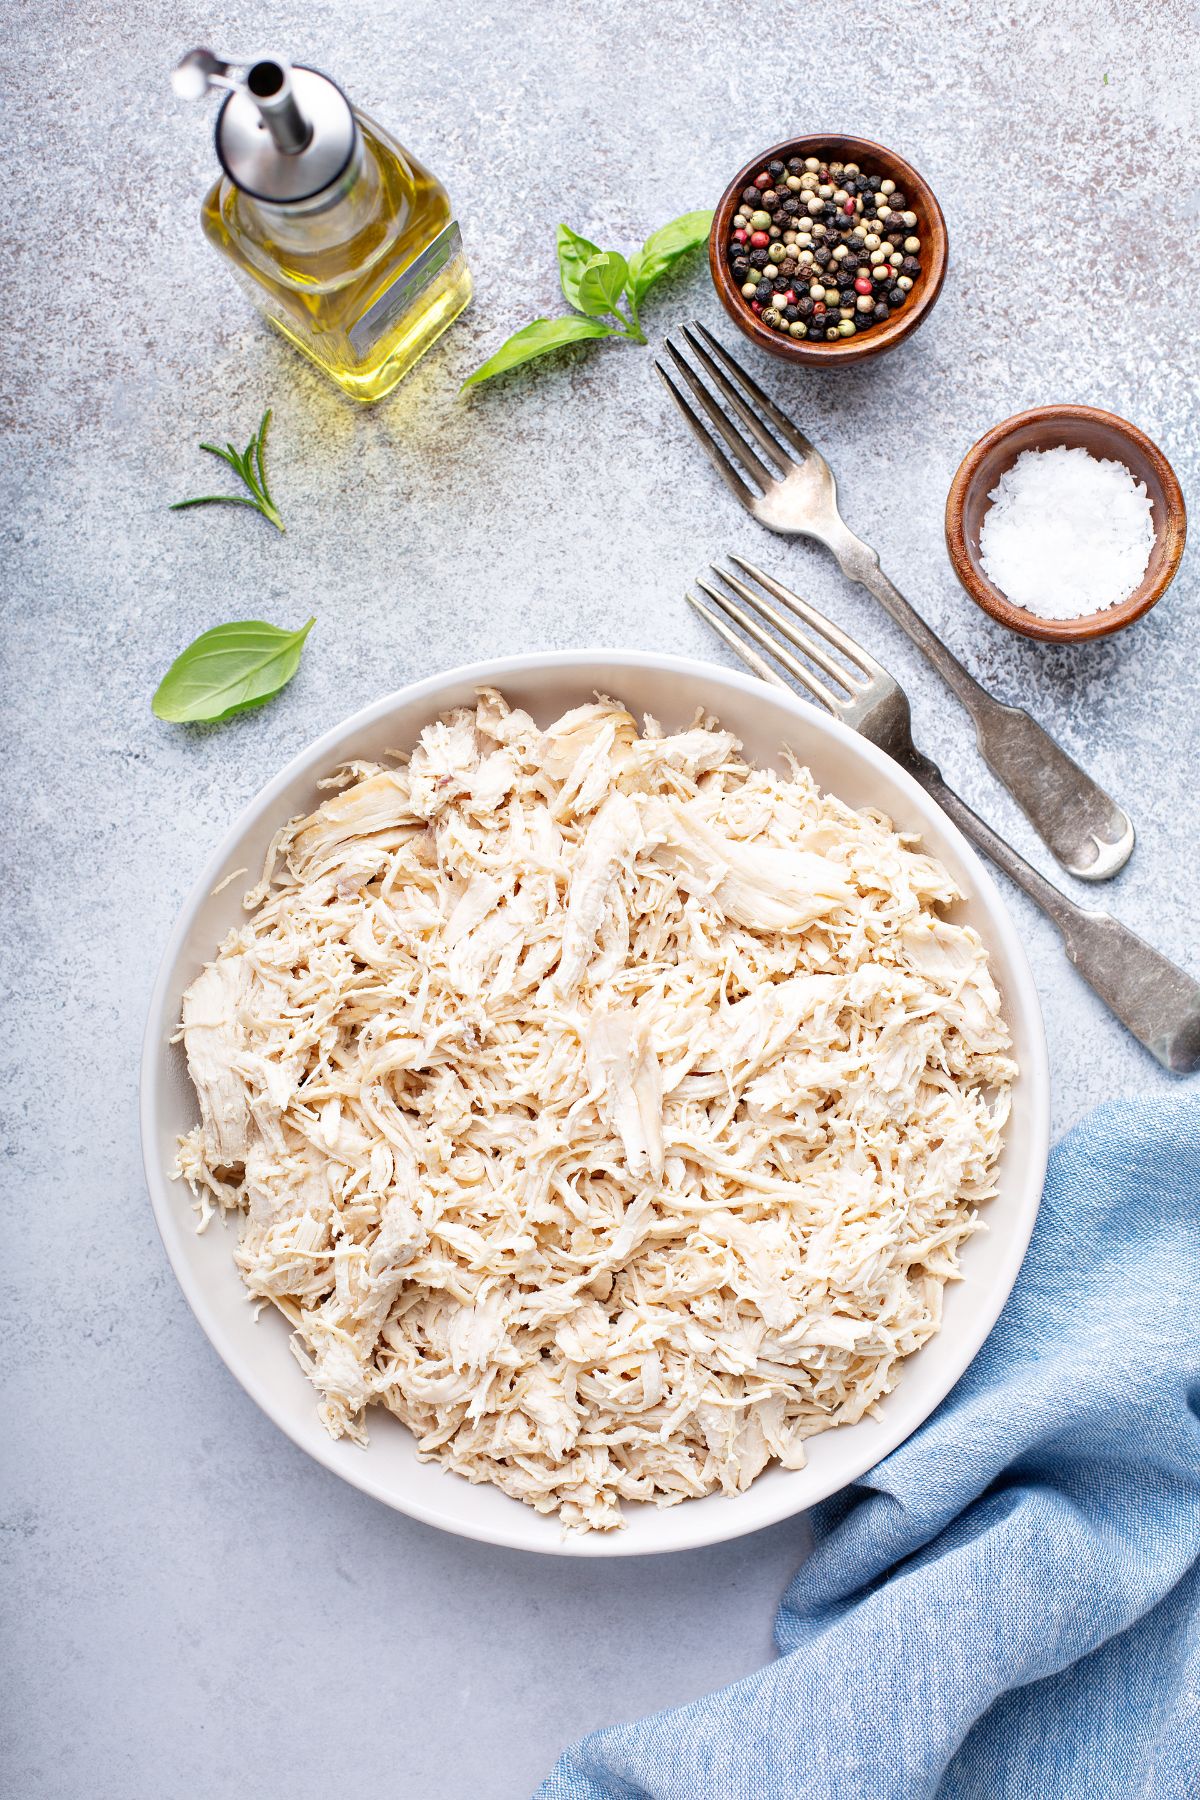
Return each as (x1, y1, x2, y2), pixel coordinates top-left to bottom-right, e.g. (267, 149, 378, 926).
(174, 690, 1015, 1531)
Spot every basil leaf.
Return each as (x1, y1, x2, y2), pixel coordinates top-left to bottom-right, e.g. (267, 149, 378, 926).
(577, 251, 629, 319)
(461, 315, 619, 389)
(556, 223, 604, 312)
(153, 617, 315, 723)
(625, 210, 714, 307)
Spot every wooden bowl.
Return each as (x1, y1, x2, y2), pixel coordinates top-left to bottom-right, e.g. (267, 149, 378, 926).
(709, 133, 948, 367)
(945, 406, 1187, 643)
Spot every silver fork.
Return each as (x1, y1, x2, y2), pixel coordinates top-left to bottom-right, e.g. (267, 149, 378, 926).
(656, 321, 1134, 885)
(687, 557, 1200, 1073)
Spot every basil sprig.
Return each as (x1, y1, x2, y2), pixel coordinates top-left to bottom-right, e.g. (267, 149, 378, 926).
(462, 211, 713, 389)
(153, 618, 315, 723)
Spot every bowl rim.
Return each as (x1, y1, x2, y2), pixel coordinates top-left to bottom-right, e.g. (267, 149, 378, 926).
(140, 648, 1050, 1556)
(708, 132, 949, 365)
(944, 403, 1188, 643)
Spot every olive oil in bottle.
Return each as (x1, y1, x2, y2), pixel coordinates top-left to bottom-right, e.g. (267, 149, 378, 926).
(174, 50, 472, 402)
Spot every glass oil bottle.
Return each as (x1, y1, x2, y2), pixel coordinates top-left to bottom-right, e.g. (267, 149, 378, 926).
(174, 50, 472, 402)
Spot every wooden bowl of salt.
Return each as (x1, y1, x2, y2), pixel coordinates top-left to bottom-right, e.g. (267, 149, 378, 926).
(945, 404, 1187, 643)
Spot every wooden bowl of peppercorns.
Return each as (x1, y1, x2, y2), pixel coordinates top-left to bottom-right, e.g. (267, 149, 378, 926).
(710, 134, 948, 365)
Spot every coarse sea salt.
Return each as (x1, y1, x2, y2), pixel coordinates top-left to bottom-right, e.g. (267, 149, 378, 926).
(978, 444, 1155, 620)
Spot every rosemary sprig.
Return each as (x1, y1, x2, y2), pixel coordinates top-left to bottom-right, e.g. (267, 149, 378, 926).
(171, 408, 284, 532)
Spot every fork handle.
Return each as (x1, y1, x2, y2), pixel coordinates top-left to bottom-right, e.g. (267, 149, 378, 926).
(905, 749, 1200, 1073)
(829, 530, 1135, 884)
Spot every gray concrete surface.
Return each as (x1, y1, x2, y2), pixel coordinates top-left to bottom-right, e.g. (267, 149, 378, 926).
(2, 2, 1197, 1795)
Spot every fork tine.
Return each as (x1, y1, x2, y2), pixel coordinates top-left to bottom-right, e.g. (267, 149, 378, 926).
(667, 330, 794, 473)
(686, 322, 819, 462)
(712, 563, 861, 694)
(684, 591, 789, 690)
(694, 577, 845, 714)
(661, 343, 777, 491)
(654, 362, 756, 509)
(726, 553, 882, 677)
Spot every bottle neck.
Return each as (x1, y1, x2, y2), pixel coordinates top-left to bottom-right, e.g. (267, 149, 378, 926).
(235, 129, 376, 250)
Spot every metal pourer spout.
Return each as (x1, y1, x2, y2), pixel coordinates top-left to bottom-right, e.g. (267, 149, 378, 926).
(242, 60, 311, 155)
(173, 49, 312, 155)
(173, 47, 357, 204)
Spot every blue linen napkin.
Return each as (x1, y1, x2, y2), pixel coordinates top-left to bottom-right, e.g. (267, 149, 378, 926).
(537, 1097, 1200, 1800)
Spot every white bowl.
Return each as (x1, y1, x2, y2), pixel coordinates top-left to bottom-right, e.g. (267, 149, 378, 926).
(141, 651, 1049, 1557)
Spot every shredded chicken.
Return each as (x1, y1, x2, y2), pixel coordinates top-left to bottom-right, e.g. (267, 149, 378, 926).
(174, 690, 1015, 1531)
